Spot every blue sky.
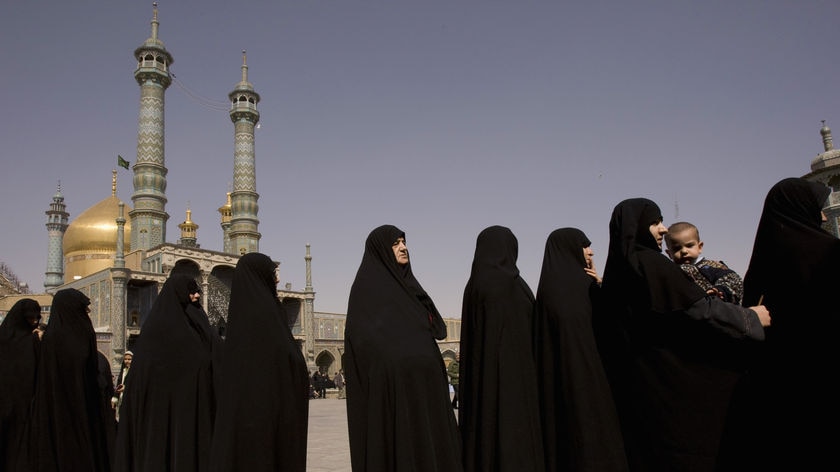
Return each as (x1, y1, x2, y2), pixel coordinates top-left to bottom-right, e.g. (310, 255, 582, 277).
(1, 1, 837, 316)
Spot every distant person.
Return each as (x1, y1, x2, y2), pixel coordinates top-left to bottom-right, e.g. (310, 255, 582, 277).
(345, 225, 461, 471)
(308, 371, 317, 399)
(113, 274, 220, 472)
(210, 253, 309, 472)
(717, 177, 840, 471)
(665, 221, 743, 304)
(26, 288, 112, 471)
(597, 198, 770, 472)
(534, 228, 628, 471)
(313, 371, 327, 399)
(0, 298, 41, 471)
(459, 225, 544, 471)
(333, 370, 346, 400)
(446, 352, 459, 409)
(111, 350, 133, 419)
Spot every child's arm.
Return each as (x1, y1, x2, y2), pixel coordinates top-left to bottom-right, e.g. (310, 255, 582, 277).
(697, 260, 744, 305)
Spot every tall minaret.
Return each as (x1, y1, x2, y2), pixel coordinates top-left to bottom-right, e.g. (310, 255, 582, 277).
(303, 244, 315, 366)
(227, 51, 261, 255)
(44, 182, 69, 290)
(129, 2, 172, 251)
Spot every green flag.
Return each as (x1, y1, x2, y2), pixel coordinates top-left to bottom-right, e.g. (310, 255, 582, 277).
(117, 155, 130, 169)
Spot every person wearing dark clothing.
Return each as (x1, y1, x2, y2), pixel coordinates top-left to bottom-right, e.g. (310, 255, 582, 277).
(717, 178, 840, 471)
(314, 371, 327, 399)
(209, 253, 309, 472)
(534, 228, 628, 472)
(597, 198, 769, 472)
(308, 373, 317, 399)
(459, 225, 544, 471)
(345, 225, 461, 471)
(111, 351, 132, 420)
(96, 351, 117, 463)
(446, 352, 459, 409)
(0, 298, 41, 471)
(25, 288, 112, 471)
(113, 274, 220, 472)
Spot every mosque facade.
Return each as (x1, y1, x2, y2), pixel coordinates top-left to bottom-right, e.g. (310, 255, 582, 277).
(0, 5, 461, 375)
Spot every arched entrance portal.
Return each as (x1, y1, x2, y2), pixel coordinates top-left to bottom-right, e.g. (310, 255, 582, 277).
(315, 351, 336, 376)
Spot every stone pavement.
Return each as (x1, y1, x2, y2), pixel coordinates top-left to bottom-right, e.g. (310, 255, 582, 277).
(306, 398, 351, 472)
(305, 394, 458, 471)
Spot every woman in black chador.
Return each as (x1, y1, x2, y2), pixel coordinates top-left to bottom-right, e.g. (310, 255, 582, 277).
(345, 225, 461, 471)
(459, 225, 544, 471)
(597, 199, 769, 472)
(0, 298, 41, 470)
(113, 274, 220, 471)
(534, 228, 627, 472)
(27, 288, 112, 471)
(209, 253, 309, 472)
(717, 177, 840, 471)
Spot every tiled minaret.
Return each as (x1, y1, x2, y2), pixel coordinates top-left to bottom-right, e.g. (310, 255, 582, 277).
(227, 51, 261, 255)
(303, 243, 316, 366)
(44, 182, 69, 290)
(112, 200, 129, 364)
(129, 2, 172, 251)
(804, 120, 840, 237)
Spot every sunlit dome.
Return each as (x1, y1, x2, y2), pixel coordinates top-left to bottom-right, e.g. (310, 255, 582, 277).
(62, 172, 132, 282)
(63, 195, 132, 255)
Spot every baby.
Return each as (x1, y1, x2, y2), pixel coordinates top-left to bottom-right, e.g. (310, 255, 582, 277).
(665, 221, 743, 304)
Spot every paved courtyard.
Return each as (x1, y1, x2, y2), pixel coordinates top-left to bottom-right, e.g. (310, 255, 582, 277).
(306, 398, 351, 472)
(306, 393, 458, 471)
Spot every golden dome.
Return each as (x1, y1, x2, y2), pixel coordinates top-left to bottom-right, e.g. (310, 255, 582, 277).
(63, 195, 132, 254)
(62, 171, 133, 282)
(62, 195, 132, 283)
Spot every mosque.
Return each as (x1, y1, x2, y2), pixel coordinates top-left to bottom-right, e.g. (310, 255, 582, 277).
(4, 4, 837, 376)
(0, 4, 462, 375)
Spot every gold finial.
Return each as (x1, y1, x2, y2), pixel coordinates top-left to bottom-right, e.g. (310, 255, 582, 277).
(112, 170, 118, 196)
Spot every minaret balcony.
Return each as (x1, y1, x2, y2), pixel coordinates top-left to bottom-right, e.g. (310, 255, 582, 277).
(136, 60, 168, 72)
(230, 102, 257, 111)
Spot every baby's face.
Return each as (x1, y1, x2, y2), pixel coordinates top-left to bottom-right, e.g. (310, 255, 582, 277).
(665, 229, 703, 264)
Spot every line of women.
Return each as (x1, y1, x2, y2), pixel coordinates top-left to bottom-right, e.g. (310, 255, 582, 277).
(3, 176, 836, 471)
(0, 252, 308, 472)
(347, 177, 837, 472)
(112, 252, 309, 472)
